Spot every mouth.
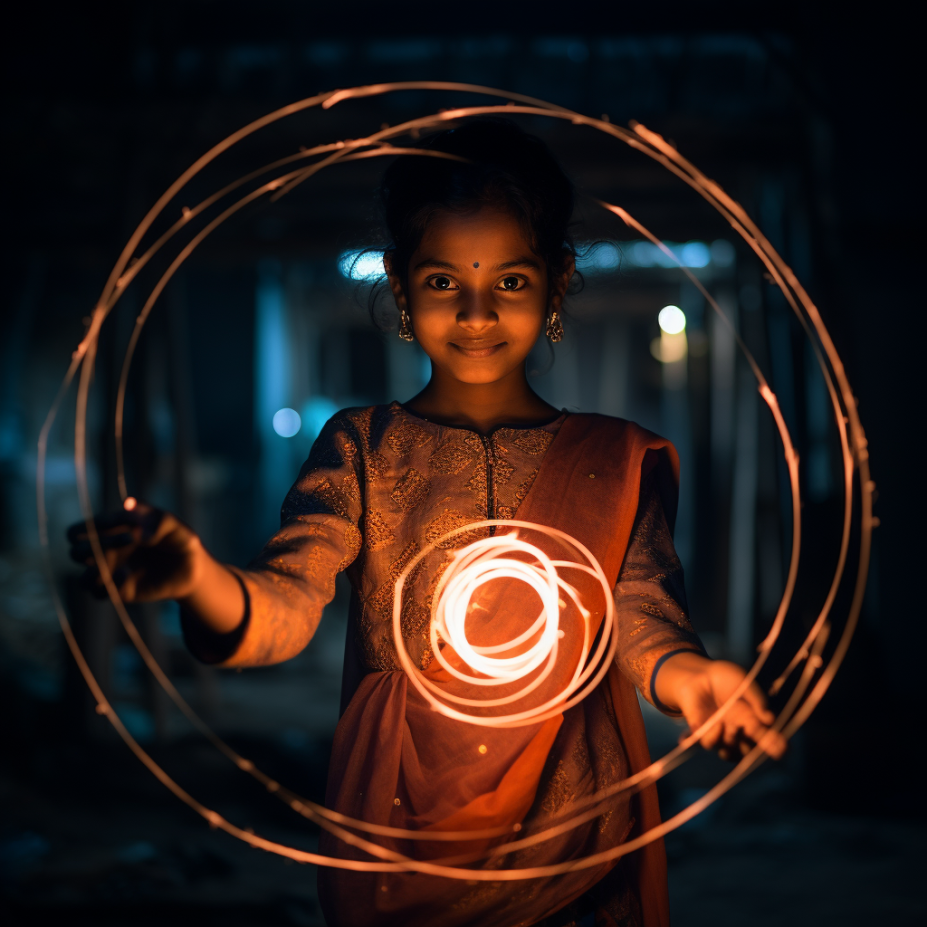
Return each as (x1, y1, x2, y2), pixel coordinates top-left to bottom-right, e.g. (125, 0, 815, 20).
(451, 341, 506, 358)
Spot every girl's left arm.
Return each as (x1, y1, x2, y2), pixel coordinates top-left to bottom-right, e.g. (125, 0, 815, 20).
(614, 470, 785, 760)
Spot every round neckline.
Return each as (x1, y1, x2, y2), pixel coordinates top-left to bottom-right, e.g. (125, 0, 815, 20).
(392, 400, 568, 436)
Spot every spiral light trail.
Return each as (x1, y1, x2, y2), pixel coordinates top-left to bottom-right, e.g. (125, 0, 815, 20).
(393, 521, 615, 726)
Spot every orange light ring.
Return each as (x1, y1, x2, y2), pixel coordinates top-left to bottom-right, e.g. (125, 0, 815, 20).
(36, 82, 872, 876)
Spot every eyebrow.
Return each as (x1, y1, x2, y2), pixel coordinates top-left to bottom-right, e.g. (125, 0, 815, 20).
(413, 258, 459, 272)
(496, 256, 542, 271)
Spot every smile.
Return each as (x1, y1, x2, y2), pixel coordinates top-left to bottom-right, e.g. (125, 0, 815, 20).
(451, 342, 506, 358)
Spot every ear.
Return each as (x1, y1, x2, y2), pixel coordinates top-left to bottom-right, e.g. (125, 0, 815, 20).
(549, 253, 575, 313)
(383, 249, 408, 312)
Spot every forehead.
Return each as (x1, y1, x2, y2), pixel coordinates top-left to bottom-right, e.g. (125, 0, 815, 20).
(415, 206, 535, 257)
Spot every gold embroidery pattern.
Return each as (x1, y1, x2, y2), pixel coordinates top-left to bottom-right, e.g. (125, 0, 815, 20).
(510, 430, 554, 455)
(363, 510, 395, 551)
(594, 731, 623, 787)
(571, 731, 592, 775)
(339, 436, 359, 460)
(491, 456, 515, 486)
(309, 478, 350, 518)
(356, 608, 394, 671)
(424, 509, 478, 549)
(400, 596, 430, 640)
(346, 406, 374, 437)
(464, 432, 486, 453)
(340, 524, 363, 570)
(365, 451, 390, 480)
(390, 468, 430, 511)
(429, 440, 475, 475)
(450, 881, 505, 913)
(640, 602, 664, 618)
(540, 761, 573, 814)
(627, 656, 651, 690)
(465, 461, 487, 496)
(367, 540, 421, 617)
(507, 467, 540, 512)
(386, 420, 433, 456)
(341, 471, 360, 502)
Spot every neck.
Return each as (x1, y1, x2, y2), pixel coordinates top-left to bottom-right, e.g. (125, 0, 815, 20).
(405, 366, 558, 433)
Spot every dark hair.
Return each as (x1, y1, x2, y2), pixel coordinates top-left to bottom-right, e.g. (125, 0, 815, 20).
(365, 119, 579, 326)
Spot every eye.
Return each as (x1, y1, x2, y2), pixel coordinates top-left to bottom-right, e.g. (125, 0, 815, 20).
(499, 276, 525, 291)
(429, 275, 456, 291)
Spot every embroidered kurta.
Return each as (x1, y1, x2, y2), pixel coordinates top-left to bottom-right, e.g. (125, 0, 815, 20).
(184, 402, 704, 927)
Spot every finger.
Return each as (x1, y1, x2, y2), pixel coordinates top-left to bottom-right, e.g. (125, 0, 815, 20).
(729, 714, 787, 760)
(733, 702, 787, 759)
(741, 681, 774, 724)
(72, 547, 131, 576)
(699, 723, 724, 752)
(67, 511, 148, 543)
(722, 722, 747, 750)
(80, 562, 128, 592)
(68, 533, 134, 560)
(757, 728, 788, 760)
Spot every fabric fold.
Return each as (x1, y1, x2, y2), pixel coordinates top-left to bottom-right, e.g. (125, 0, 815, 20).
(320, 413, 676, 927)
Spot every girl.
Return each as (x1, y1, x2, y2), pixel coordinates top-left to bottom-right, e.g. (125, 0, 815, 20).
(70, 121, 785, 927)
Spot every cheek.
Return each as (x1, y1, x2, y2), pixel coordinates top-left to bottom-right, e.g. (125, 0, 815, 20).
(508, 300, 547, 336)
(408, 301, 449, 339)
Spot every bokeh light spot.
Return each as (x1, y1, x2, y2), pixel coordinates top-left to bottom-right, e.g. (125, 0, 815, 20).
(272, 407, 301, 437)
(658, 305, 686, 334)
(339, 250, 386, 280)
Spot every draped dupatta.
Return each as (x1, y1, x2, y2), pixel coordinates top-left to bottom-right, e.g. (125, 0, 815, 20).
(319, 414, 677, 927)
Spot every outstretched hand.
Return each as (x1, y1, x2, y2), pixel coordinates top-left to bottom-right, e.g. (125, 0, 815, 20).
(655, 652, 787, 762)
(67, 500, 204, 604)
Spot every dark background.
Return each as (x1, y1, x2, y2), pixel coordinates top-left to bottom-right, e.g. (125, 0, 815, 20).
(1, 3, 923, 925)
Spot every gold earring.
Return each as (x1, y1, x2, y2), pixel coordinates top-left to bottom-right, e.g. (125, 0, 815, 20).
(398, 309, 415, 342)
(546, 310, 564, 343)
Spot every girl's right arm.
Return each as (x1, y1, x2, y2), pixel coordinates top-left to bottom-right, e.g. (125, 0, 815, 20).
(68, 502, 246, 634)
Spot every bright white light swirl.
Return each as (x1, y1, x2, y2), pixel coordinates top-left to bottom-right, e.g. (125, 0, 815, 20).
(393, 520, 616, 728)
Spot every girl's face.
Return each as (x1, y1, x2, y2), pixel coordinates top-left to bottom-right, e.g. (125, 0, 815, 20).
(388, 207, 570, 386)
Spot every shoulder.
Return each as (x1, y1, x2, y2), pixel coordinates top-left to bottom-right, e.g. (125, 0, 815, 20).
(320, 404, 394, 439)
(311, 404, 401, 459)
(564, 412, 670, 449)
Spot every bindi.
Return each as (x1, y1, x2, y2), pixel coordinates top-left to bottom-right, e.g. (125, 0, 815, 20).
(473, 262, 479, 268)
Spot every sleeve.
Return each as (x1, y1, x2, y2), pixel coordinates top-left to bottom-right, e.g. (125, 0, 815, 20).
(182, 413, 364, 668)
(614, 468, 706, 714)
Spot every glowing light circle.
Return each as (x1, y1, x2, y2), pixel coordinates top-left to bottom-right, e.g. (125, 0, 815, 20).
(391, 522, 614, 726)
(37, 81, 874, 880)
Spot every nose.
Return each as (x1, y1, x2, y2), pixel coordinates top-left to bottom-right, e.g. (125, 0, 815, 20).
(456, 292, 498, 334)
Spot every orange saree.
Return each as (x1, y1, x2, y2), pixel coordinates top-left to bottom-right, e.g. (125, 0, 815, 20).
(318, 414, 681, 927)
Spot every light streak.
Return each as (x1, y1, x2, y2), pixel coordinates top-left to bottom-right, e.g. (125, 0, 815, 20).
(36, 82, 873, 879)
